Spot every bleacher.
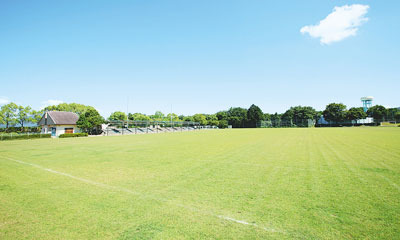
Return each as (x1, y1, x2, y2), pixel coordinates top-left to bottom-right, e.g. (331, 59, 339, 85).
(103, 124, 201, 136)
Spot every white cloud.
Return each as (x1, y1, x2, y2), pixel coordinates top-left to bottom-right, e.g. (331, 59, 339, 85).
(300, 4, 369, 44)
(0, 96, 10, 105)
(40, 99, 64, 109)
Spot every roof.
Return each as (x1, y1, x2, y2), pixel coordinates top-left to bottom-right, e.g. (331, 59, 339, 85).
(38, 111, 79, 125)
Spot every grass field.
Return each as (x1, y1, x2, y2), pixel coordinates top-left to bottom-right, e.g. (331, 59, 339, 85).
(1, 128, 399, 239)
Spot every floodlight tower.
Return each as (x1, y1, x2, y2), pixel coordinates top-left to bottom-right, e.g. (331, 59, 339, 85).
(361, 96, 373, 112)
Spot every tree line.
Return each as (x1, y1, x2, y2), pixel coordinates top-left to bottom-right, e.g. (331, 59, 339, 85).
(321, 103, 400, 124)
(109, 104, 320, 128)
(1, 101, 399, 133)
(0, 103, 43, 131)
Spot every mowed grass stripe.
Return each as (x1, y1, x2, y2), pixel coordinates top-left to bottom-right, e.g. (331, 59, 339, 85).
(1, 155, 284, 234)
(0, 156, 284, 239)
(1, 128, 399, 239)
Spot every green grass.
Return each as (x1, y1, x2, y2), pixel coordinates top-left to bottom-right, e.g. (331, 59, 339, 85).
(0, 128, 399, 239)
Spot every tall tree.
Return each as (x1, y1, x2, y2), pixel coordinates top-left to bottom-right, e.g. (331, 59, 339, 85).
(0, 110, 4, 126)
(216, 111, 228, 121)
(77, 109, 104, 134)
(395, 112, 400, 122)
(218, 120, 228, 128)
(17, 105, 33, 129)
(347, 107, 367, 122)
(385, 108, 400, 121)
(31, 110, 44, 124)
(183, 116, 194, 122)
(264, 113, 271, 121)
(271, 113, 282, 127)
(367, 105, 387, 123)
(0, 102, 18, 129)
(282, 106, 318, 126)
(43, 103, 95, 115)
(128, 113, 151, 121)
(227, 107, 247, 128)
(205, 114, 219, 126)
(167, 113, 180, 122)
(193, 114, 207, 125)
(151, 111, 165, 121)
(178, 115, 185, 121)
(246, 104, 264, 127)
(109, 111, 127, 121)
(323, 103, 347, 123)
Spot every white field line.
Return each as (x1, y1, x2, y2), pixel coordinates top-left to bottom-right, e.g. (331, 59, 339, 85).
(217, 215, 279, 232)
(1, 156, 282, 234)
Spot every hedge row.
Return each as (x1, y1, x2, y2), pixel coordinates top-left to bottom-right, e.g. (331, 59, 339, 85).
(0, 133, 51, 141)
(59, 133, 88, 138)
(0, 127, 41, 133)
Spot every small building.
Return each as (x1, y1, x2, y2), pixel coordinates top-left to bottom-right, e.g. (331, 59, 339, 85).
(38, 111, 80, 137)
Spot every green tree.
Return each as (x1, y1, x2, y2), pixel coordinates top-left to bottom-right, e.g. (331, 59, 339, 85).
(264, 113, 271, 121)
(246, 104, 264, 127)
(218, 120, 228, 128)
(271, 113, 282, 127)
(183, 116, 194, 122)
(347, 107, 367, 122)
(193, 114, 207, 125)
(17, 105, 33, 130)
(367, 105, 387, 123)
(216, 111, 228, 121)
(323, 103, 347, 123)
(43, 103, 95, 115)
(109, 111, 127, 121)
(386, 108, 400, 121)
(315, 111, 322, 123)
(205, 114, 219, 126)
(77, 109, 104, 134)
(227, 107, 247, 128)
(178, 115, 185, 121)
(281, 106, 318, 127)
(395, 112, 400, 122)
(150, 111, 165, 121)
(0, 102, 18, 129)
(31, 110, 44, 124)
(128, 113, 151, 121)
(167, 113, 180, 122)
(0, 110, 3, 126)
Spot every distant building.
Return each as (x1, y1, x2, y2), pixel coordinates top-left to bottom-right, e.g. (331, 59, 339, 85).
(38, 111, 80, 137)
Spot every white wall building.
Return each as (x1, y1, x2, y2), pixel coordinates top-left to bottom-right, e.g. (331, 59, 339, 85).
(38, 111, 80, 137)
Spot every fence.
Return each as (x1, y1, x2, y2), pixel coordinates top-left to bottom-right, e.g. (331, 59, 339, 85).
(316, 117, 399, 127)
(258, 119, 315, 128)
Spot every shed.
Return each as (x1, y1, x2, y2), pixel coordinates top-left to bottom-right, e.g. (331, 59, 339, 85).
(38, 111, 80, 137)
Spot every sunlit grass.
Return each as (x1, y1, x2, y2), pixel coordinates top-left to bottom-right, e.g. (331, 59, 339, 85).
(0, 128, 399, 239)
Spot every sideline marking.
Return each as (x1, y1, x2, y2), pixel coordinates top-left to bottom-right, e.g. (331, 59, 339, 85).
(1, 156, 282, 234)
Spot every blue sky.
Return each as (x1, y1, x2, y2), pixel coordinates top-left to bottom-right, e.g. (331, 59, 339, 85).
(0, 0, 399, 117)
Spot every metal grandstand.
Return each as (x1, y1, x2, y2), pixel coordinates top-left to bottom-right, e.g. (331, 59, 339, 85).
(104, 120, 201, 136)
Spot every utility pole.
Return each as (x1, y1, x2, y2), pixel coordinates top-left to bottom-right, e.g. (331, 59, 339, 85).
(170, 104, 173, 131)
(126, 97, 129, 119)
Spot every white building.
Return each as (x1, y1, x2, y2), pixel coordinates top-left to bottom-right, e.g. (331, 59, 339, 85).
(38, 111, 80, 137)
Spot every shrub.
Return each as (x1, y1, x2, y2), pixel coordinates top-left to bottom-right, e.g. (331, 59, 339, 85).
(59, 133, 88, 138)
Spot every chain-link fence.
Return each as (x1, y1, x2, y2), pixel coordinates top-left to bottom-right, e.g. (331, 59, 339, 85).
(258, 119, 315, 128)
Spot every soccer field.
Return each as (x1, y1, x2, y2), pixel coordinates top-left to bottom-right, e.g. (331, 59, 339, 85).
(0, 128, 399, 239)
